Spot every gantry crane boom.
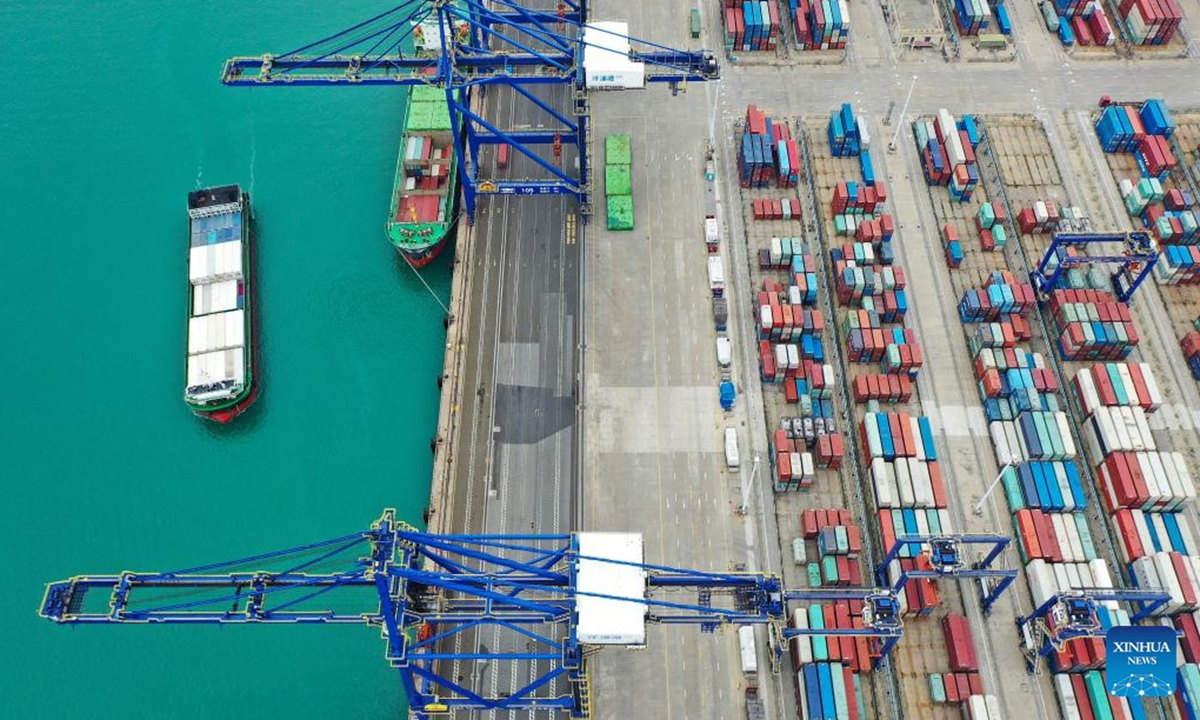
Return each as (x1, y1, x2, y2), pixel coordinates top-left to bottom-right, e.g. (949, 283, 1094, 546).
(42, 509, 908, 718)
(219, 0, 719, 220)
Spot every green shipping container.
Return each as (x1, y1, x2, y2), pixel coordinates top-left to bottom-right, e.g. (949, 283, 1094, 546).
(809, 604, 828, 660)
(978, 34, 1008, 50)
(606, 134, 632, 166)
(993, 223, 1008, 248)
(1084, 671, 1113, 720)
(929, 674, 947, 703)
(1074, 513, 1097, 561)
(822, 555, 839, 584)
(925, 509, 941, 535)
(605, 163, 632, 196)
(607, 195, 634, 231)
(807, 562, 822, 588)
(1001, 465, 1025, 510)
(690, 7, 701, 38)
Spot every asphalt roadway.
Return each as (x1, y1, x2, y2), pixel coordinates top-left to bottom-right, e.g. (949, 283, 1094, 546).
(438, 50, 581, 720)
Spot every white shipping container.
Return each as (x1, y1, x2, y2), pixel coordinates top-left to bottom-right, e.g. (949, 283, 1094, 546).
(1139, 362, 1163, 411)
(1153, 552, 1184, 614)
(769, 237, 783, 264)
(760, 305, 773, 331)
(1088, 559, 1119, 610)
(189, 240, 244, 284)
(704, 217, 721, 246)
(707, 256, 725, 292)
(1133, 509, 1156, 561)
(872, 459, 891, 507)
(192, 279, 240, 316)
(856, 116, 872, 151)
(802, 453, 815, 479)
(187, 310, 246, 355)
(1054, 412, 1076, 459)
(910, 416, 926, 461)
(186, 348, 246, 394)
(738, 625, 757, 675)
(786, 344, 800, 371)
(1133, 407, 1154, 451)
(990, 422, 1013, 466)
(967, 695, 988, 720)
(788, 286, 802, 306)
(789, 452, 802, 481)
(937, 508, 953, 534)
(1074, 368, 1101, 416)
(1064, 563, 1083, 595)
(1005, 421, 1024, 464)
(914, 508, 930, 538)
(896, 458, 915, 507)
(791, 609, 813, 665)
(724, 428, 740, 469)
(1027, 559, 1053, 607)
(1054, 674, 1083, 720)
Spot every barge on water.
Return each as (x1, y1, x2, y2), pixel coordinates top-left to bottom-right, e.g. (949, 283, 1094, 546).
(184, 185, 258, 423)
(386, 84, 461, 269)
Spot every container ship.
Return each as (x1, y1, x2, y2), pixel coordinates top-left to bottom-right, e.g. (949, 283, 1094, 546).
(184, 185, 258, 423)
(386, 84, 460, 268)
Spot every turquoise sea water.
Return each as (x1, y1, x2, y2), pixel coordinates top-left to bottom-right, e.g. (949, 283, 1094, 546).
(0, 2, 449, 717)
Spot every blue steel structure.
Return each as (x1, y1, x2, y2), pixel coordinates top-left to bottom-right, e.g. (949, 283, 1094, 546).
(219, 1, 719, 221)
(1029, 231, 1158, 304)
(873, 534, 1019, 615)
(41, 509, 907, 717)
(1014, 588, 1173, 672)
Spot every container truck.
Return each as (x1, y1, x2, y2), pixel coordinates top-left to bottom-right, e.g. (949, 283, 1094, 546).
(725, 428, 741, 468)
(738, 626, 758, 676)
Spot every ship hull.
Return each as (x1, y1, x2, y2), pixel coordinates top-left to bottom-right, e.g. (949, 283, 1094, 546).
(184, 186, 258, 422)
(398, 231, 452, 269)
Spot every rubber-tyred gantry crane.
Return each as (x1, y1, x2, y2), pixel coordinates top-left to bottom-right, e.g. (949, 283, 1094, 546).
(220, 0, 719, 221)
(41, 509, 907, 718)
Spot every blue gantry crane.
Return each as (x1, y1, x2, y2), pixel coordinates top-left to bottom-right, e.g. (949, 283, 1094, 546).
(220, 1, 719, 221)
(874, 534, 1019, 615)
(1029, 231, 1159, 304)
(41, 509, 906, 718)
(1014, 587, 1174, 672)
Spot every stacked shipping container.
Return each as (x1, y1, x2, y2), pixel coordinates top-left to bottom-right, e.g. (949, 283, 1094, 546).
(722, 0, 782, 52)
(787, 0, 851, 51)
(915, 110, 981, 202)
(1047, 289, 1140, 360)
(741, 105, 802, 189)
(1096, 100, 1200, 245)
(1117, 0, 1185, 45)
(1045, 0, 1117, 46)
(604, 134, 634, 231)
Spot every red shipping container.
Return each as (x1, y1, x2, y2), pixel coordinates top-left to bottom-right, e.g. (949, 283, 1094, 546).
(942, 613, 979, 671)
(802, 508, 818, 537)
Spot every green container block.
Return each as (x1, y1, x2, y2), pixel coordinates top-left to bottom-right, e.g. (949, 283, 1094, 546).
(605, 164, 632, 196)
(821, 555, 838, 584)
(929, 674, 947, 703)
(992, 223, 1008, 248)
(808, 604, 828, 660)
(807, 562, 823, 588)
(606, 195, 634, 231)
(1074, 513, 1097, 561)
(977, 202, 996, 229)
(925, 509, 942, 535)
(605, 134, 632, 166)
(1001, 465, 1025, 510)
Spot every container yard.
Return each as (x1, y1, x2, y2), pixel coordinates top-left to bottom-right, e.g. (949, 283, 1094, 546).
(23, 0, 1200, 719)
(1036, 0, 1191, 57)
(1093, 102, 1200, 385)
(941, 0, 1018, 62)
(721, 0, 851, 63)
